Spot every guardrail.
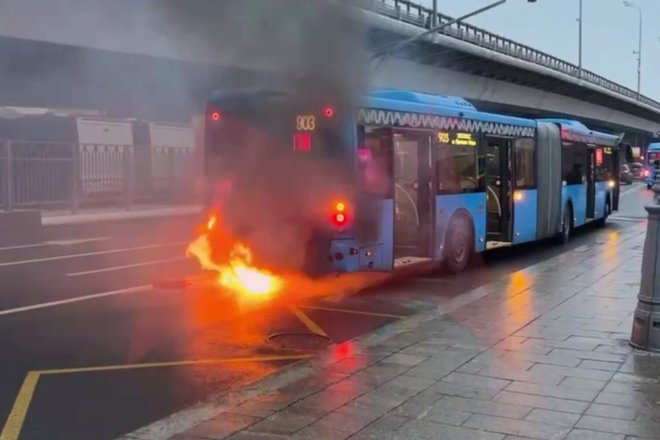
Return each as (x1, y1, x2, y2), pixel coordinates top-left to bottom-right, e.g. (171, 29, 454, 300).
(359, 0, 660, 111)
(0, 141, 197, 212)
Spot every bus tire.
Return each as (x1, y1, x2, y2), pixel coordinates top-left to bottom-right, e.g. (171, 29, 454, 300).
(557, 204, 573, 245)
(596, 199, 610, 228)
(648, 183, 653, 190)
(444, 215, 474, 274)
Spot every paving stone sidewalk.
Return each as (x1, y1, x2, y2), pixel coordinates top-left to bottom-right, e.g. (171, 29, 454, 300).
(154, 221, 660, 440)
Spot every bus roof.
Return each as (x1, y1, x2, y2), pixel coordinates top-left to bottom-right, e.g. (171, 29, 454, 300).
(539, 118, 620, 147)
(366, 90, 476, 111)
(362, 89, 536, 128)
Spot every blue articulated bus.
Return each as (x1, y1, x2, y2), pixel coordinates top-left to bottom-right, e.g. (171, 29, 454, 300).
(644, 142, 660, 188)
(203, 89, 625, 275)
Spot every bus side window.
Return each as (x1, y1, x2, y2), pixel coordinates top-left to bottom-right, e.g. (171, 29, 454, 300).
(513, 138, 536, 189)
(562, 142, 587, 185)
(435, 131, 480, 194)
(357, 125, 393, 198)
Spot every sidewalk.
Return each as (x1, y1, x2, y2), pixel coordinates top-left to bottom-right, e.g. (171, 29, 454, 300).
(41, 204, 201, 226)
(127, 220, 658, 440)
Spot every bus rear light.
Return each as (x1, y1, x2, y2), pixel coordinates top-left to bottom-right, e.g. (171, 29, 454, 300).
(331, 200, 349, 228)
(323, 106, 335, 118)
(350, 247, 359, 255)
(645, 169, 650, 177)
(210, 111, 221, 121)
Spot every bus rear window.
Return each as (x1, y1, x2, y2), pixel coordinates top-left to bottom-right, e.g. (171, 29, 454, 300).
(205, 99, 345, 161)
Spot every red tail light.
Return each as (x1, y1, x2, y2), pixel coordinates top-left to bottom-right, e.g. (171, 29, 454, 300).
(210, 111, 221, 121)
(331, 201, 349, 228)
(323, 106, 335, 118)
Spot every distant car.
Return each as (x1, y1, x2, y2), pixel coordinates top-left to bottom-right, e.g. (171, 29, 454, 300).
(620, 164, 634, 184)
(628, 162, 644, 180)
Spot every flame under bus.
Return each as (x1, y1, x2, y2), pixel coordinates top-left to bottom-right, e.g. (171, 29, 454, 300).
(203, 89, 628, 275)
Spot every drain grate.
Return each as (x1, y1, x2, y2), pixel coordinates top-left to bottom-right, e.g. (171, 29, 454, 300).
(266, 332, 332, 350)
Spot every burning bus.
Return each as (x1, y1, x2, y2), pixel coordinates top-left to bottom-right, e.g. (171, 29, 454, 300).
(192, 88, 629, 293)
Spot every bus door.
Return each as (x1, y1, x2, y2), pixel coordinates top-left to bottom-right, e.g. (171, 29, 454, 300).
(484, 136, 512, 242)
(586, 148, 596, 219)
(392, 130, 434, 259)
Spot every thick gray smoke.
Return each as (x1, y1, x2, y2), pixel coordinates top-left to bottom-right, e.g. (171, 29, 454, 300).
(150, 0, 370, 272)
(153, 0, 368, 108)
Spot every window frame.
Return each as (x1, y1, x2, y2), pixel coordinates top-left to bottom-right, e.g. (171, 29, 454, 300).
(434, 129, 482, 195)
(512, 137, 537, 190)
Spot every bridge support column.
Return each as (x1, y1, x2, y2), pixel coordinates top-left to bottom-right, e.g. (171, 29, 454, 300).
(630, 173, 660, 350)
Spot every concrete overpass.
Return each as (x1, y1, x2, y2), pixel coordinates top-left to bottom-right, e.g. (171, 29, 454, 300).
(0, 0, 658, 143)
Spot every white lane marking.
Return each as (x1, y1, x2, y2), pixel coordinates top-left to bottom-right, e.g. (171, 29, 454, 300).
(44, 237, 112, 246)
(0, 237, 112, 252)
(620, 184, 644, 197)
(67, 257, 187, 277)
(0, 285, 151, 317)
(0, 241, 186, 268)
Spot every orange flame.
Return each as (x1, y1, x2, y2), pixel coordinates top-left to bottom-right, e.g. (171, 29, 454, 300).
(186, 214, 283, 299)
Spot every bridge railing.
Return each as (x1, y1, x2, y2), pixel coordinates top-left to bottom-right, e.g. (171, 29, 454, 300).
(0, 141, 198, 212)
(360, 0, 660, 111)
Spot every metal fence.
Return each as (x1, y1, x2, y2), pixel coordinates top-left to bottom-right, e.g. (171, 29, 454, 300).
(0, 141, 197, 212)
(358, 0, 660, 111)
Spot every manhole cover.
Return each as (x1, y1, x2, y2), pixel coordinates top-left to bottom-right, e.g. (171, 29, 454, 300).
(266, 332, 332, 350)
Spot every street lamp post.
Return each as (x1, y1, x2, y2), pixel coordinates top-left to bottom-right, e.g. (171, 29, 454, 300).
(577, 0, 583, 78)
(623, 1, 642, 99)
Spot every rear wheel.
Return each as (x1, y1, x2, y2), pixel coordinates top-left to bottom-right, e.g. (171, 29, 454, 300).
(444, 215, 474, 274)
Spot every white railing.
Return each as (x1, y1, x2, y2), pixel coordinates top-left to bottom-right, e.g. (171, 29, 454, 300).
(358, 0, 660, 111)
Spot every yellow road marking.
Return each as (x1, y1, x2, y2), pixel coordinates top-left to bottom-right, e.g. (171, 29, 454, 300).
(300, 304, 405, 319)
(288, 306, 329, 338)
(0, 354, 311, 440)
(41, 354, 312, 375)
(0, 372, 40, 440)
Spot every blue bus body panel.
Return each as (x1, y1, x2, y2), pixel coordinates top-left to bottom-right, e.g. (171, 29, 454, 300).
(512, 189, 538, 244)
(594, 181, 609, 219)
(563, 184, 587, 226)
(433, 193, 487, 261)
(329, 198, 394, 272)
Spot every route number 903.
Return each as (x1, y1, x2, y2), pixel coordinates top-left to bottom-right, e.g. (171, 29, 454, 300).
(296, 115, 316, 131)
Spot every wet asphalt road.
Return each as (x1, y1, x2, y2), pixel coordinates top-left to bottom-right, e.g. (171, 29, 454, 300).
(0, 182, 650, 440)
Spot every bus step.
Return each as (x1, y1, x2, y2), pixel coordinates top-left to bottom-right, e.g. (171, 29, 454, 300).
(486, 241, 512, 250)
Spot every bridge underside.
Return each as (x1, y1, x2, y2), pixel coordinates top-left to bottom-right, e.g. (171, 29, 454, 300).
(0, 29, 658, 143)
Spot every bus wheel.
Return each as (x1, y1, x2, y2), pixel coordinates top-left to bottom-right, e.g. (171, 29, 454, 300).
(444, 216, 473, 274)
(648, 183, 653, 190)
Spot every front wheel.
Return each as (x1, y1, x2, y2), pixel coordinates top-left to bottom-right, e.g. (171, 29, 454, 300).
(444, 215, 474, 274)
